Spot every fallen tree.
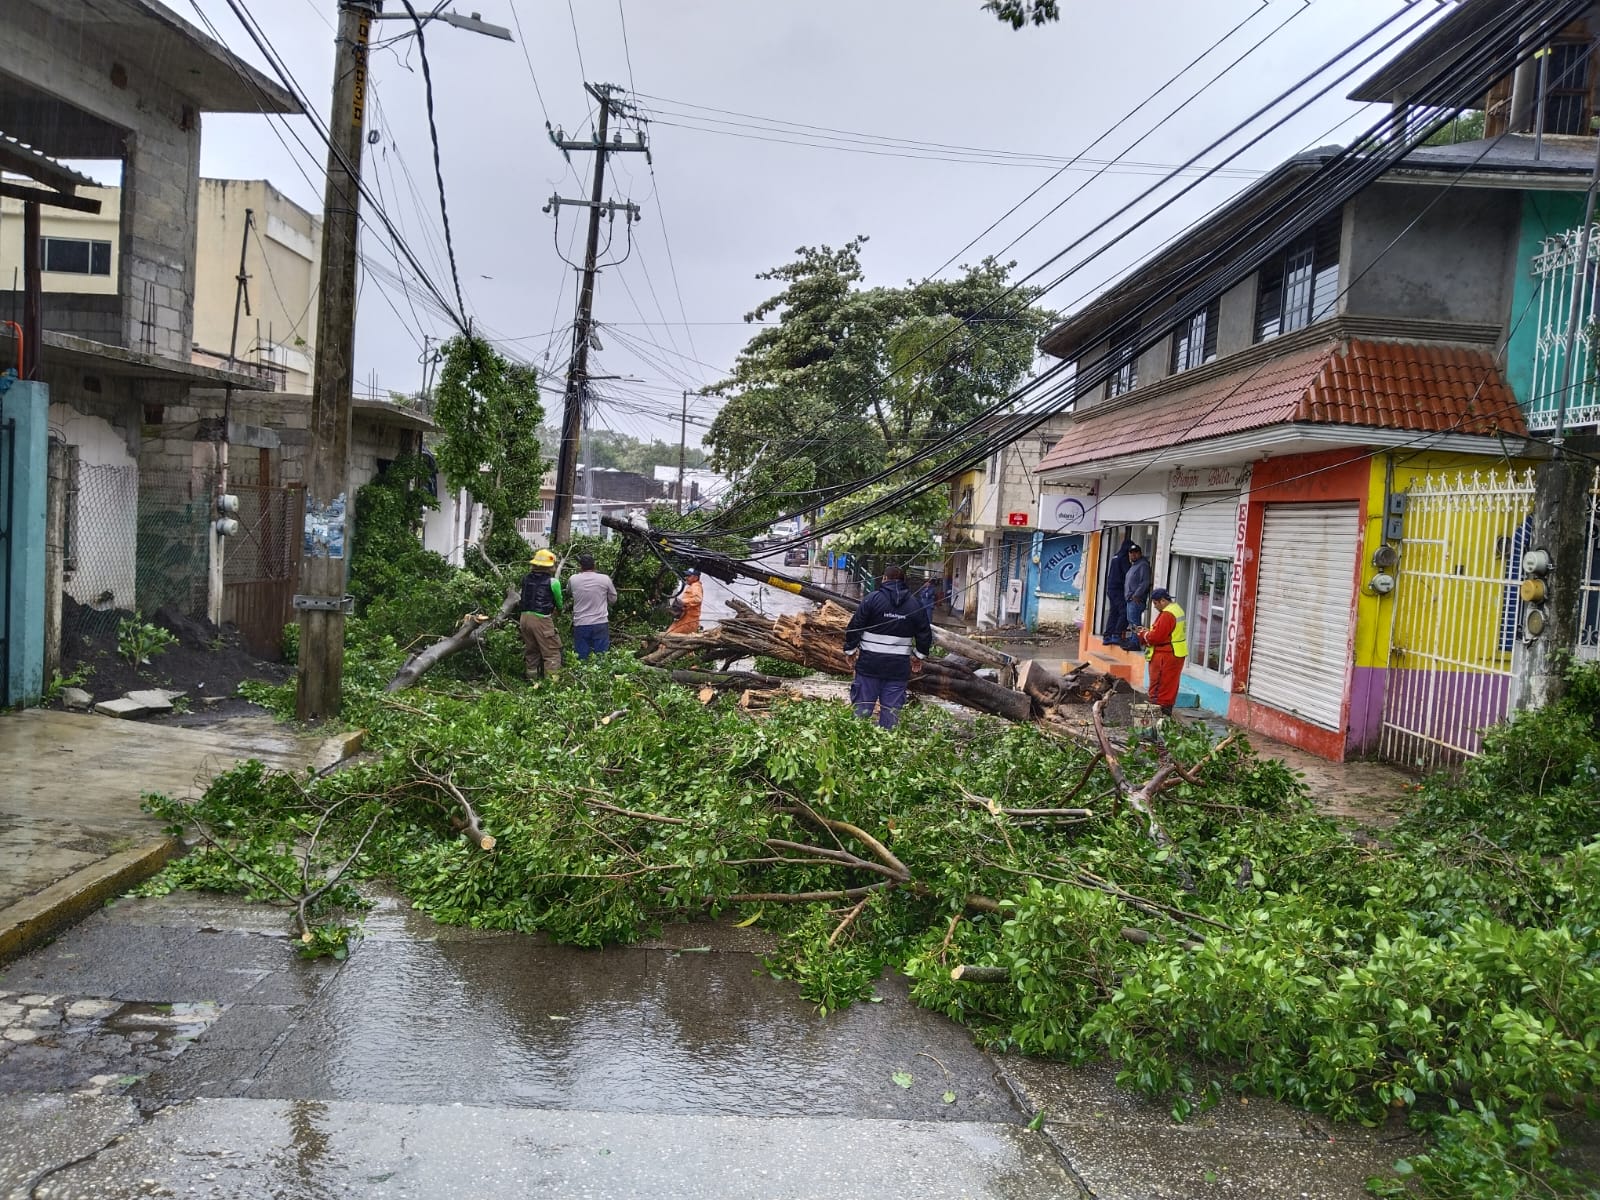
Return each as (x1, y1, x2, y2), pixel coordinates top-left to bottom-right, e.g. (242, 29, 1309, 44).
(641, 600, 1036, 722)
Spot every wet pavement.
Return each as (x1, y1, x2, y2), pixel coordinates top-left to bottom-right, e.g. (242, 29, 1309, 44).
(0, 710, 323, 915)
(0, 893, 1084, 1199)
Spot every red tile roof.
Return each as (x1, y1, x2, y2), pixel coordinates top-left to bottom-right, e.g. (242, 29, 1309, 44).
(1035, 338, 1526, 474)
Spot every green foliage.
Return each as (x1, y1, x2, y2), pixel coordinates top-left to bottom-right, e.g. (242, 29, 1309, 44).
(535, 422, 708, 476)
(1422, 111, 1487, 146)
(705, 240, 1056, 526)
(753, 656, 811, 679)
(116, 614, 177, 666)
(983, 0, 1060, 28)
(432, 335, 546, 567)
(1401, 659, 1600, 853)
(44, 663, 92, 702)
(156, 651, 1600, 1198)
(826, 476, 950, 561)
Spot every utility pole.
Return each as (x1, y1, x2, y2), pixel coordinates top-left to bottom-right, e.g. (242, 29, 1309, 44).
(545, 83, 647, 543)
(295, 1, 509, 721)
(295, 0, 374, 722)
(676, 389, 692, 514)
(1518, 99, 1600, 712)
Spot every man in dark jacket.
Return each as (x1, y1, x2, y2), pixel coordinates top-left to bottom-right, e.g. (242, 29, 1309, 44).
(1103, 536, 1134, 645)
(843, 565, 934, 729)
(1121, 543, 1151, 650)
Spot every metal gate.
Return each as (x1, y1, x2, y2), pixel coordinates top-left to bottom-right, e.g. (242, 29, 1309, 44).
(222, 483, 304, 659)
(1379, 469, 1534, 772)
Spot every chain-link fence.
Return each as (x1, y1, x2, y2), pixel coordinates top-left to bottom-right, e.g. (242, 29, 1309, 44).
(62, 461, 212, 650)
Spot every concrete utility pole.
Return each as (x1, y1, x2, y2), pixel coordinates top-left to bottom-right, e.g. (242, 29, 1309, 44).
(1518, 99, 1600, 712)
(295, 0, 375, 722)
(677, 389, 692, 514)
(545, 83, 646, 543)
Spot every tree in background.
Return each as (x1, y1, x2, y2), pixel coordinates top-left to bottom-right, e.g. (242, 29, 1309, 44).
(532, 422, 709, 477)
(432, 336, 546, 565)
(704, 237, 1055, 534)
(984, 0, 1060, 28)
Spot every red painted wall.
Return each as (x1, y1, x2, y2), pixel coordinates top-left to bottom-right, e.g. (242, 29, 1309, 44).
(1230, 449, 1370, 761)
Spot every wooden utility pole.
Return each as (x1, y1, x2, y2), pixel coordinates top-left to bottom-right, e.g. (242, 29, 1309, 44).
(546, 83, 646, 543)
(295, 0, 375, 722)
(677, 389, 692, 514)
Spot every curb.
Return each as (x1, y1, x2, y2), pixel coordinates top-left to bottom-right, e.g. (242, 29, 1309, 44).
(0, 837, 182, 966)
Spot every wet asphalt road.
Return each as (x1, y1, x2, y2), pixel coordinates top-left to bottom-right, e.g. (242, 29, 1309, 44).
(0, 893, 1082, 1199)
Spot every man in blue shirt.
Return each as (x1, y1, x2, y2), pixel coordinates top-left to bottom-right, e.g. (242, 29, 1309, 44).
(843, 565, 934, 729)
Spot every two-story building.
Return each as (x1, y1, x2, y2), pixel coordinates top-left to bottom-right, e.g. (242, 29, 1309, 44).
(1036, 3, 1600, 766)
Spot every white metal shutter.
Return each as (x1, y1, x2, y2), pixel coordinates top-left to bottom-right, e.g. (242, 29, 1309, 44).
(1247, 503, 1359, 730)
(1171, 492, 1239, 558)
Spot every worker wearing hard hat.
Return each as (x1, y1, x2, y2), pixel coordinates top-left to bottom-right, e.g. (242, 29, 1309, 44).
(666, 567, 703, 635)
(520, 549, 565, 682)
(1137, 586, 1187, 717)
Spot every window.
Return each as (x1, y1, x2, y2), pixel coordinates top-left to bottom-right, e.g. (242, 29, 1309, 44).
(1104, 323, 1139, 399)
(42, 237, 112, 276)
(1169, 554, 1232, 673)
(1170, 298, 1220, 374)
(1254, 218, 1341, 342)
(1542, 42, 1593, 136)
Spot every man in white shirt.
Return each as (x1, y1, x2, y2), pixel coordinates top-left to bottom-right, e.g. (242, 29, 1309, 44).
(568, 553, 619, 661)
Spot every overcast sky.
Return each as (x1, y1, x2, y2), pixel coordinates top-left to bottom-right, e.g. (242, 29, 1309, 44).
(182, 0, 1430, 448)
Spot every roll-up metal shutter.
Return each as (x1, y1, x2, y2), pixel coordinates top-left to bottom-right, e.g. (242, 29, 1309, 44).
(1246, 502, 1359, 730)
(1171, 492, 1239, 558)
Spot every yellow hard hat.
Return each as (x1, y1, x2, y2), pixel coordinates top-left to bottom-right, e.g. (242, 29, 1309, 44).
(530, 549, 557, 567)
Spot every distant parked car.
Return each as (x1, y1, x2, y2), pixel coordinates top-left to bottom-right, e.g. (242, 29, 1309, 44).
(784, 546, 809, 566)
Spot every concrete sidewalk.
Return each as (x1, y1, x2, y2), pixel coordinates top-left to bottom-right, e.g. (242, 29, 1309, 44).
(0, 709, 334, 964)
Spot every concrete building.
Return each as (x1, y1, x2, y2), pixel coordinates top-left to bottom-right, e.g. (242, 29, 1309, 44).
(190, 178, 320, 392)
(0, 0, 301, 697)
(1034, 3, 1600, 766)
(1, 177, 320, 391)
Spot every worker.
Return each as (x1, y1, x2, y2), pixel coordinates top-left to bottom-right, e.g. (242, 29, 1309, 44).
(666, 567, 703, 634)
(1121, 543, 1151, 651)
(843, 564, 934, 730)
(519, 548, 565, 682)
(568, 553, 618, 661)
(1138, 586, 1187, 717)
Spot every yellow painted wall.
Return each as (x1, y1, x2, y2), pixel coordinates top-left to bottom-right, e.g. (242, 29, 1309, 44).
(1354, 451, 1538, 671)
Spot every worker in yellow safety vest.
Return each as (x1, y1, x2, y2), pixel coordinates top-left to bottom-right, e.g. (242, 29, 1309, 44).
(1137, 587, 1187, 716)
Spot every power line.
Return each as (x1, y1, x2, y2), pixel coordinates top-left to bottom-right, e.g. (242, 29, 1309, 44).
(398, 2, 468, 320)
(617, 0, 639, 96)
(695, 0, 1437, 534)
(508, 2, 553, 127)
(566, 0, 589, 82)
(688, 0, 1580, 545)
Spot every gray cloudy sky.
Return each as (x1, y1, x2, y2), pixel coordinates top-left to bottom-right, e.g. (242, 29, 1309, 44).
(184, 0, 1423, 447)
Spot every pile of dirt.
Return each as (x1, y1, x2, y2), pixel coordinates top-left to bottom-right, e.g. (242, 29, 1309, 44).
(59, 597, 290, 708)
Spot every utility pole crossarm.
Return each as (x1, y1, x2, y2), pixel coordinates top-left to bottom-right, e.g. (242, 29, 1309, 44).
(543, 196, 642, 221)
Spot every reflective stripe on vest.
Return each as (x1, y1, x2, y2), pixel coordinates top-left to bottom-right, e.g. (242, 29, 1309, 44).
(1143, 602, 1188, 659)
(860, 631, 914, 656)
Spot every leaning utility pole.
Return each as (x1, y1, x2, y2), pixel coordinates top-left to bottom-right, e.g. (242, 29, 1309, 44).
(676, 389, 692, 514)
(1518, 99, 1600, 712)
(295, 0, 374, 722)
(545, 83, 646, 543)
(296, 1, 509, 720)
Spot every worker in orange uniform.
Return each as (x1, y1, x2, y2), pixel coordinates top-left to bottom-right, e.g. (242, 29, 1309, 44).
(1138, 586, 1187, 717)
(667, 567, 703, 634)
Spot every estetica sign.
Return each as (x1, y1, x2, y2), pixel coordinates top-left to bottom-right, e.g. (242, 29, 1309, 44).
(1037, 490, 1097, 534)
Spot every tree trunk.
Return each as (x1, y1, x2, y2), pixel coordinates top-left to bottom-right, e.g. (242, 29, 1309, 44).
(642, 603, 1035, 722)
(1018, 659, 1117, 706)
(387, 584, 520, 692)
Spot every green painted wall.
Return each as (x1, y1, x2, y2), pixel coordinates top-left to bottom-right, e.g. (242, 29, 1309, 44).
(1506, 192, 1588, 415)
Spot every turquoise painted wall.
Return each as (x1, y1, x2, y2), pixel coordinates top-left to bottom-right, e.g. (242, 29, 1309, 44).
(1506, 192, 1587, 413)
(2, 381, 48, 706)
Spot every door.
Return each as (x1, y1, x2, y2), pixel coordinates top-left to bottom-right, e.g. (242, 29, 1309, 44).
(1247, 502, 1360, 730)
(222, 484, 305, 659)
